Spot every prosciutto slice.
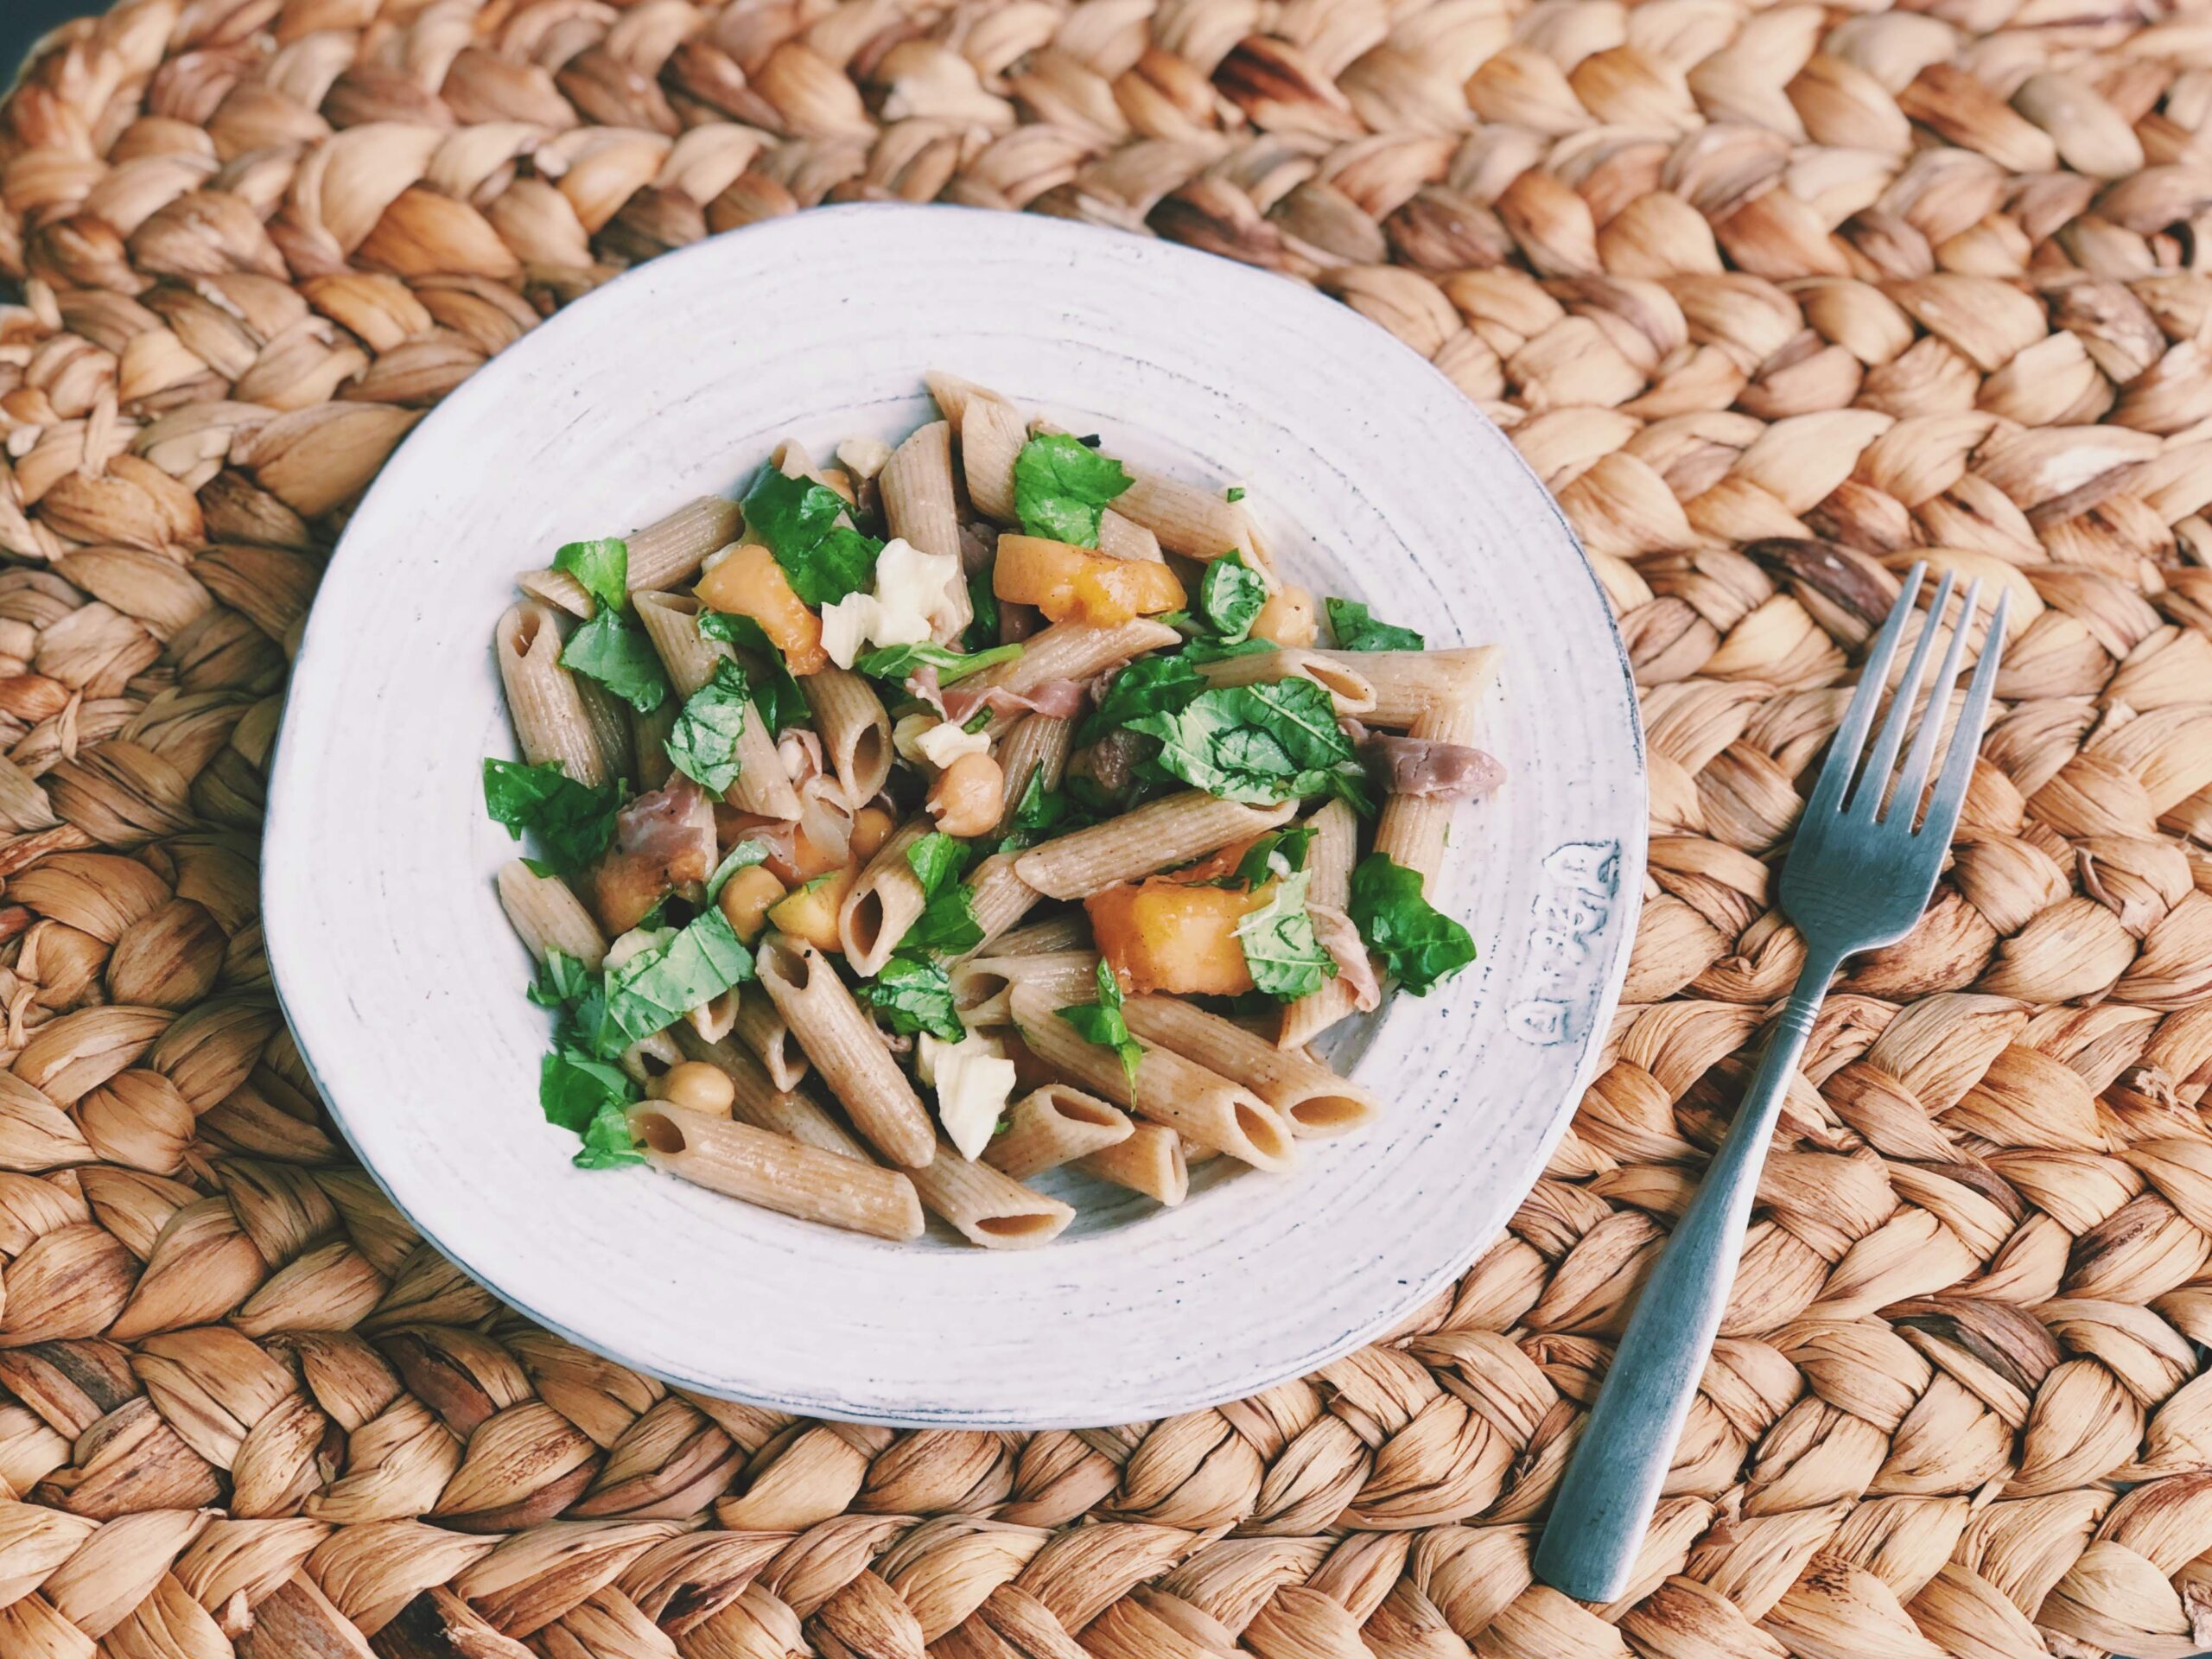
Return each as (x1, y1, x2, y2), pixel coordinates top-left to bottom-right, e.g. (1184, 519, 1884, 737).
(616, 776, 715, 883)
(1309, 904, 1381, 1012)
(1365, 734, 1505, 801)
(942, 677, 1089, 724)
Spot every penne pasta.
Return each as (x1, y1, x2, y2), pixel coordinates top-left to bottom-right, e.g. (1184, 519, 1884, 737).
(495, 601, 607, 787)
(995, 715, 1072, 838)
(630, 1101, 924, 1240)
(671, 1027, 798, 1118)
(757, 935, 935, 1167)
(496, 860, 607, 969)
(807, 666, 893, 808)
(957, 390, 1027, 523)
(841, 819, 934, 975)
(1077, 1123, 1189, 1206)
(964, 617, 1181, 737)
(1376, 690, 1491, 888)
(523, 495, 742, 616)
(574, 675, 636, 784)
(1280, 798, 1363, 1050)
(1011, 984, 1296, 1172)
(1122, 996, 1380, 1138)
(1096, 510, 1163, 563)
(1014, 793, 1297, 900)
(950, 950, 1102, 1027)
(686, 988, 741, 1044)
(983, 915, 1095, 957)
(728, 984, 807, 1090)
(1307, 646, 1501, 728)
(637, 591, 803, 819)
(908, 1141, 1075, 1248)
(1195, 648, 1376, 717)
(986, 1085, 1132, 1179)
(1113, 470, 1261, 569)
(880, 421, 971, 642)
(964, 852, 1044, 949)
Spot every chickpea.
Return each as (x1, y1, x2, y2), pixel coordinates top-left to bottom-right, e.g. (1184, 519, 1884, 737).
(927, 753, 1004, 838)
(1251, 584, 1319, 648)
(849, 804, 896, 861)
(649, 1060, 737, 1116)
(717, 863, 786, 942)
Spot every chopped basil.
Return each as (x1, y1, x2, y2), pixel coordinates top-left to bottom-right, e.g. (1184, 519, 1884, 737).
(703, 840, 770, 902)
(697, 610, 810, 732)
(553, 537, 628, 614)
(905, 885, 984, 957)
(1125, 679, 1367, 807)
(963, 570, 1000, 652)
(1180, 637, 1275, 664)
(1226, 486, 1246, 503)
(1230, 823, 1316, 889)
(741, 471, 880, 606)
(1236, 869, 1336, 1000)
(560, 609, 670, 714)
(664, 659, 751, 793)
(1057, 960, 1141, 1095)
(855, 640, 1024, 685)
(998, 772, 1097, 853)
(482, 758, 625, 874)
(856, 954, 965, 1042)
(1014, 434, 1131, 547)
(1348, 853, 1476, 995)
(527, 948, 595, 1009)
(1197, 552, 1266, 645)
(575, 1098, 645, 1169)
(1077, 653, 1205, 746)
(906, 832, 969, 898)
(595, 907, 756, 1052)
(541, 1047, 633, 1133)
(1325, 597, 1426, 652)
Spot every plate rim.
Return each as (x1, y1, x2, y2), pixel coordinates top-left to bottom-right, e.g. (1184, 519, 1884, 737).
(263, 201, 1648, 1427)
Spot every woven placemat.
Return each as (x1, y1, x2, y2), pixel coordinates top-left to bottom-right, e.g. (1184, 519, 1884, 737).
(1, 2, 2209, 1656)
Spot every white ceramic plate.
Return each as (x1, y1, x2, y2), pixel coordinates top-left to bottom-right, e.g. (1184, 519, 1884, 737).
(264, 205, 1643, 1428)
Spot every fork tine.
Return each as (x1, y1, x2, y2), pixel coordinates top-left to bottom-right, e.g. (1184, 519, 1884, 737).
(1847, 567, 1953, 817)
(1885, 578, 1982, 823)
(1919, 588, 2010, 842)
(1803, 563, 1925, 823)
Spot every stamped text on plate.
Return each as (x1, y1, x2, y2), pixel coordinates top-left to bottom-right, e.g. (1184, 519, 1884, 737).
(1508, 841, 1621, 1046)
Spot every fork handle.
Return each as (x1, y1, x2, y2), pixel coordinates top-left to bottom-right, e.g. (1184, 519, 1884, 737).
(1533, 944, 1845, 1603)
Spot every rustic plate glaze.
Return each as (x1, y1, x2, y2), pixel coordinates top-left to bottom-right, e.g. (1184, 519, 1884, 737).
(263, 204, 1644, 1428)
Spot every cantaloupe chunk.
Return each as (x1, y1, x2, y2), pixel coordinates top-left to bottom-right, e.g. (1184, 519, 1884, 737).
(766, 863, 858, 952)
(696, 543, 827, 674)
(994, 535, 1185, 626)
(1086, 880, 1255, 995)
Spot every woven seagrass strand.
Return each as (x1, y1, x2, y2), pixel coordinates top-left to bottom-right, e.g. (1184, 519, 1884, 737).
(0, 0, 2209, 1656)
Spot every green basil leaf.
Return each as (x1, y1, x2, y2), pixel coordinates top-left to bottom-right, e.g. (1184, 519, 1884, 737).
(664, 658, 751, 793)
(482, 758, 625, 874)
(1349, 853, 1476, 995)
(1230, 823, 1316, 889)
(1325, 597, 1426, 652)
(1013, 434, 1132, 547)
(1125, 679, 1361, 804)
(906, 832, 969, 899)
(1179, 637, 1275, 664)
(561, 610, 670, 713)
(1197, 552, 1266, 645)
(997, 772, 1098, 853)
(527, 948, 596, 1009)
(1235, 869, 1336, 1001)
(540, 1046, 633, 1134)
(854, 640, 1024, 685)
(905, 885, 984, 957)
(698, 610, 810, 732)
(575, 1097, 645, 1168)
(600, 907, 756, 1050)
(962, 569, 1000, 652)
(1077, 653, 1205, 746)
(703, 839, 770, 902)
(741, 471, 882, 606)
(856, 954, 965, 1042)
(554, 537, 628, 614)
(1056, 960, 1141, 1094)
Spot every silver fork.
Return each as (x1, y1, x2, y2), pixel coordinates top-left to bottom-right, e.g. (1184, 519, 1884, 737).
(1533, 563, 2010, 1602)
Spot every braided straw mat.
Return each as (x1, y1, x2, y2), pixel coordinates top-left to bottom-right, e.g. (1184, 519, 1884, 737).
(4, 1, 2212, 1656)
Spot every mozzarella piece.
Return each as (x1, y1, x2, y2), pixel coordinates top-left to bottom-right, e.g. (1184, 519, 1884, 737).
(916, 720, 991, 769)
(870, 537, 960, 645)
(818, 591, 876, 669)
(919, 1031, 1018, 1160)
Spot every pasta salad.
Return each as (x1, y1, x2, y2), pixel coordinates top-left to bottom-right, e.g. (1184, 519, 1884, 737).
(482, 373, 1503, 1248)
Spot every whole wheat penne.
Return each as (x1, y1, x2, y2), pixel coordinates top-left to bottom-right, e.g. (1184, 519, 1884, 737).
(995, 715, 1072, 836)
(1281, 798, 1363, 1049)
(840, 819, 933, 974)
(986, 1085, 1132, 1179)
(495, 601, 607, 788)
(880, 421, 972, 642)
(808, 666, 893, 807)
(965, 852, 1043, 949)
(1011, 984, 1296, 1172)
(965, 618, 1181, 738)
(1307, 646, 1500, 727)
(1096, 510, 1163, 562)
(671, 1026, 797, 1117)
(727, 983, 806, 1090)
(1195, 648, 1376, 716)
(636, 591, 803, 818)
(630, 1102, 924, 1240)
(1122, 996, 1380, 1138)
(685, 988, 741, 1044)
(757, 935, 934, 1167)
(951, 950, 1102, 1026)
(732, 1077, 865, 1155)
(983, 915, 1094, 957)
(1376, 692, 1489, 887)
(619, 1030, 682, 1089)
(496, 860, 607, 969)
(1114, 470, 1260, 569)
(575, 676, 636, 783)
(1077, 1123, 1189, 1205)
(908, 1141, 1075, 1248)
(522, 496, 743, 616)
(1015, 793, 1298, 900)
(958, 391, 1027, 523)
